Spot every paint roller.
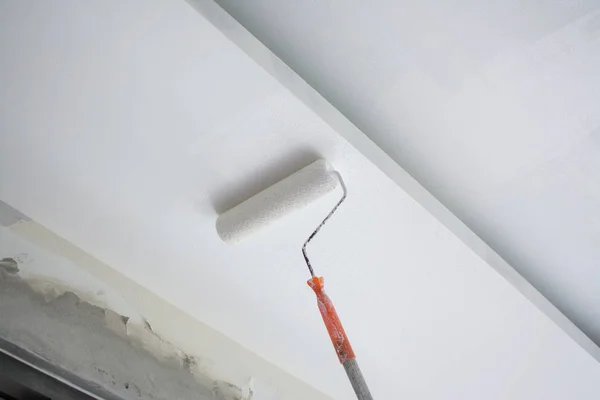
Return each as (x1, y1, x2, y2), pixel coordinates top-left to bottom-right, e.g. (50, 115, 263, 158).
(216, 159, 374, 400)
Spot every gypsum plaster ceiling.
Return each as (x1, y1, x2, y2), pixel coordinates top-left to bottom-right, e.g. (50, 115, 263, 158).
(1, 1, 600, 399)
(214, 0, 600, 347)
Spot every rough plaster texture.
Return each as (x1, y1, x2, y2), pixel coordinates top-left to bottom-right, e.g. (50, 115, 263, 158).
(0, 222, 246, 400)
(214, 0, 600, 346)
(0, 267, 219, 400)
(0, 202, 333, 400)
(1, 1, 600, 399)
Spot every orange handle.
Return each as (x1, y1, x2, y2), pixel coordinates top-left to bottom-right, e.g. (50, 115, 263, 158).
(308, 276, 356, 363)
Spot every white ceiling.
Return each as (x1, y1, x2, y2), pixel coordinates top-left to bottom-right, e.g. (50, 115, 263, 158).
(215, 0, 600, 346)
(1, 1, 599, 399)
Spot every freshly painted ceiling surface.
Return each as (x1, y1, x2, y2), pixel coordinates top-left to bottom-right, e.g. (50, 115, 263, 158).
(216, 0, 600, 346)
(0, 2, 599, 400)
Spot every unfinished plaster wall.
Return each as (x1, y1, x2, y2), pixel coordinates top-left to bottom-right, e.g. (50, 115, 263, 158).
(0, 271, 219, 400)
(0, 200, 333, 400)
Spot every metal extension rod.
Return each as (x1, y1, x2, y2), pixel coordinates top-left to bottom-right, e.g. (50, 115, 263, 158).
(303, 173, 374, 400)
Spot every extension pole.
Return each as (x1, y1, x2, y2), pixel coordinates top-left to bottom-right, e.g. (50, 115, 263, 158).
(343, 359, 373, 400)
(308, 277, 374, 400)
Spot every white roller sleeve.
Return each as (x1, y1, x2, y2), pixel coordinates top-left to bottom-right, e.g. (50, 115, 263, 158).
(216, 159, 340, 243)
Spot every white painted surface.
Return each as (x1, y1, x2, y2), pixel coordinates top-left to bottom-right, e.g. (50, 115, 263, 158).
(1, 1, 599, 399)
(215, 0, 600, 346)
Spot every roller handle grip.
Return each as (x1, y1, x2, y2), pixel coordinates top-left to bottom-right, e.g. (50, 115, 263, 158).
(307, 276, 356, 363)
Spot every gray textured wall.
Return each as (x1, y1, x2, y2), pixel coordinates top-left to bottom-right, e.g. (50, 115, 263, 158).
(0, 261, 239, 400)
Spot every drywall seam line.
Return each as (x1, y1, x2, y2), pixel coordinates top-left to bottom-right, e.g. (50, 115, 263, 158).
(185, 0, 600, 362)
